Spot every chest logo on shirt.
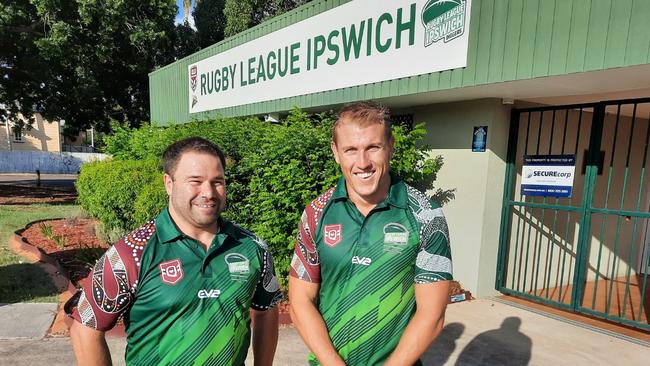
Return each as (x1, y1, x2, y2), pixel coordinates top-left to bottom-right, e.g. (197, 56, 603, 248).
(383, 223, 410, 253)
(225, 253, 250, 282)
(323, 224, 342, 247)
(159, 259, 184, 285)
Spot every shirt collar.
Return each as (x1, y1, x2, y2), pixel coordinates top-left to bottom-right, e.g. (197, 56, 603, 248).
(155, 208, 234, 244)
(331, 174, 408, 209)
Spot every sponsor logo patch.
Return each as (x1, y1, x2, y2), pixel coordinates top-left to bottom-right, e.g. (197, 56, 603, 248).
(225, 253, 250, 282)
(383, 223, 410, 253)
(323, 224, 342, 247)
(159, 259, 184, 285)
(422, 0, 467, 47)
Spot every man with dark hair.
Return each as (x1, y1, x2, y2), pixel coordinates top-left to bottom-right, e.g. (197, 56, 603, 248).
(289, 101, 453, 365)
(68, 137, 281, 365)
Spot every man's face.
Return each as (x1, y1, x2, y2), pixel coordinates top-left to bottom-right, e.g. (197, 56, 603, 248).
(331, 120, 394, 206)
(164, 151, 226, 232)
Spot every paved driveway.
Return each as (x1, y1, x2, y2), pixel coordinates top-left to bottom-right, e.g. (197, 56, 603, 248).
(0, 299, 647, 365)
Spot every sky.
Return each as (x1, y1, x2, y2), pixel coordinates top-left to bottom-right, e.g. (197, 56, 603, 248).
(174, 0, 196, 28)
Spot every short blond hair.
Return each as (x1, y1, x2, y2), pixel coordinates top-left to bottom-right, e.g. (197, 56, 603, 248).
(333, 101, 391, 143)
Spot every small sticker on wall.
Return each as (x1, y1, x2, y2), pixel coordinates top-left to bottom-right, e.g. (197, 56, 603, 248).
(472, 126, 487, 152)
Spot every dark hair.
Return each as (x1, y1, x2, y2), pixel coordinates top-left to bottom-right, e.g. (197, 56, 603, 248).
(333, 100, 392, 142)
(162, 137, 226, 176)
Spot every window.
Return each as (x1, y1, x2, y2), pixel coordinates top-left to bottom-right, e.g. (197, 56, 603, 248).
(391, 114, 414, 130)
(12, 126, 22, 141)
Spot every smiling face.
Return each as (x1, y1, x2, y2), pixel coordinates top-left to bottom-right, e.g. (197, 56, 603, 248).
(331, 119, 394, 210)
(164, 151, 226, 236)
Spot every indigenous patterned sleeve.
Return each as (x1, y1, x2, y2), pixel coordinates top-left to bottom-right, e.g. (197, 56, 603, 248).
(406, 186, 453, 284)
(290, 208, 321, 283)
(65, 221, 155, 331)
(251, 246, 282, 311)
(289, 185, 334, 283)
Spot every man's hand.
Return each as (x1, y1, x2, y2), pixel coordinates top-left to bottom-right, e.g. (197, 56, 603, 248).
(251, 307, 279, 366)
(289, 277, 346, 366)
(69, 321, 112, 366)
(384, 280, 450, 366)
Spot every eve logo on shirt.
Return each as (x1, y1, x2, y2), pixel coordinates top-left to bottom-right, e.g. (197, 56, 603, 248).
(323, 224, 342, 247)
(197, 289, 222, 299)
(352, 256, 372, 266)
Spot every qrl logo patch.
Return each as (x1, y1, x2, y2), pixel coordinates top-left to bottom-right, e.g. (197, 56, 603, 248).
(159, 259, 184, 285)
(190, 65, 198, 92)
(323, 224, 342, 247)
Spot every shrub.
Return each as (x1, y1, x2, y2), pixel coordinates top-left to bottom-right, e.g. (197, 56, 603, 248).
(133, 179, 168, 225)
(230, 109, 338, 287)
(104, 117, 271, 162)
(95, 222, 128, 245)
(76, 159, 163, 232)
(39, 223, 54, 240)
(86, 107, 444, 288)
(53, 235, 68, 249)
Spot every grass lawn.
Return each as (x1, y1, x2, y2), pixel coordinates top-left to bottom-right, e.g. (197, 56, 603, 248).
(0, 204, 80, 303)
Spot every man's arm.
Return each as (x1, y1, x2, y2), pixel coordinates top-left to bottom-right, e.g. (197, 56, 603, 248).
(251, 307, 279, 366)
(384, 280, 450, 366)
(289, 277, 345, 366)
(70, 321, 112, 366)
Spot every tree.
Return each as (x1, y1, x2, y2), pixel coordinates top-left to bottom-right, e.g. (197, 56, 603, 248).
(0, 0, 51, 125)
(192, 0, 226, 48)
(223, 0, 309, 37)
(0, 0, 177, 135)
(174, 21, 200, 59)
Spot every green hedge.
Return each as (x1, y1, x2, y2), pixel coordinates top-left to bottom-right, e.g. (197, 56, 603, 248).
(76, 159, 164, 232)
(80, 108, 443, 288)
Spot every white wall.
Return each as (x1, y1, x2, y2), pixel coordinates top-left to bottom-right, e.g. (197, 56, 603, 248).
(405, 98, 512, 297)
(0, 151, 107, 173)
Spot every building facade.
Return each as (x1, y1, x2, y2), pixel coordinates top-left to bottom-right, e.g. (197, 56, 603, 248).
(149, 0, 650, 331)
(0, 113, 61, 152)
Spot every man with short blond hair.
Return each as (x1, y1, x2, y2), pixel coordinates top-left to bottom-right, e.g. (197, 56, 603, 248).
(289, 101, 453, 366)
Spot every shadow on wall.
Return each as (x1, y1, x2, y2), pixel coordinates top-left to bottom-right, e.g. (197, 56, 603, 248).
(423, 317, 532, 366)
(410, 155, 457, 207)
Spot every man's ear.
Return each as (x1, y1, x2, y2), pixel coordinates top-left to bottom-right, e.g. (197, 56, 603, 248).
(163, 173, 173, 196)
(331, 140, 341, 164)
(388, 135, 395, 159)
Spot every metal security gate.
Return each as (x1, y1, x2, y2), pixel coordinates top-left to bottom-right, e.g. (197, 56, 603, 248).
(497, 98, 650, 331)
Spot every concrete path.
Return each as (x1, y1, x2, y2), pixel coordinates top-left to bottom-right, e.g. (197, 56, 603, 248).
(0, 299, 647, 365)
(0, 303, 58, 340)
(426, 299, 648, 365)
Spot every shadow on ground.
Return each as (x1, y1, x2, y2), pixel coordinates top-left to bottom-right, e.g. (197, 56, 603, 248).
(423, 317, 532, 366)
(0, 185, 77, 205)
(0, 263, 60, 303)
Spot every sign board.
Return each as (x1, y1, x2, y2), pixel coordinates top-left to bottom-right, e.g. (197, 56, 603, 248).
(472, 126, 487, 152)
(521, 155, 576, 198)
(188, 0, 472, 112)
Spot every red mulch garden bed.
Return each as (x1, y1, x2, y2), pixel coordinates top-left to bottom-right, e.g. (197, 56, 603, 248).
(20, 218, 108, 284)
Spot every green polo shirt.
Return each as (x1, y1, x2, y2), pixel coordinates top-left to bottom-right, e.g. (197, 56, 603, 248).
(290, 176, 453, 365)
(69, 209, 281, 366)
